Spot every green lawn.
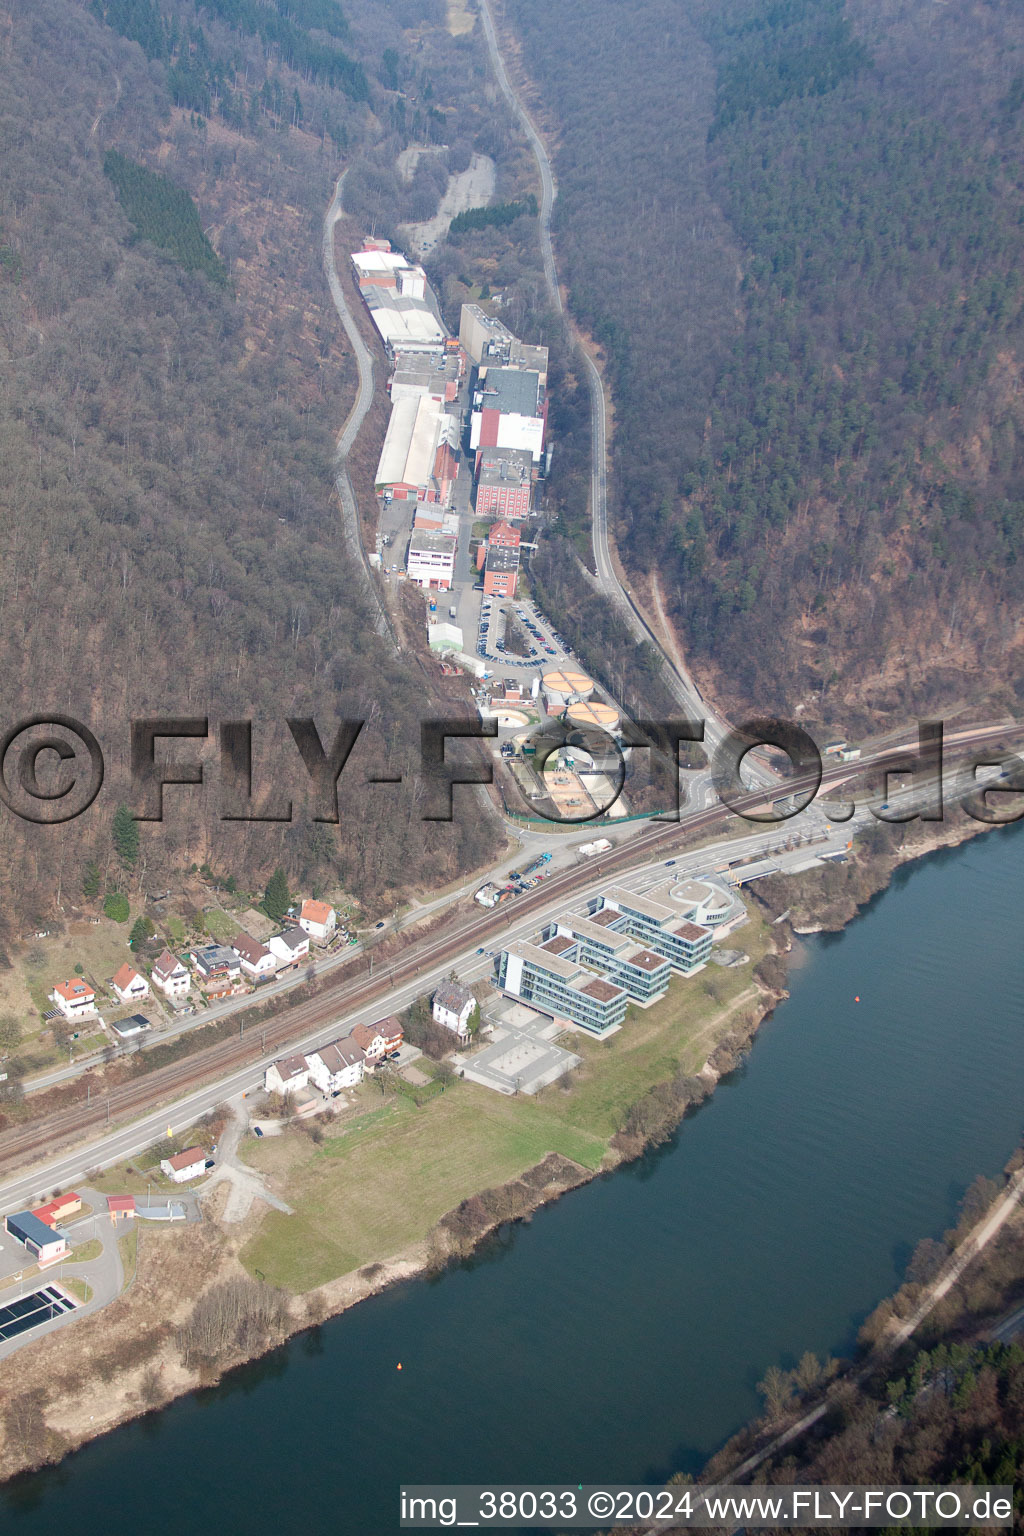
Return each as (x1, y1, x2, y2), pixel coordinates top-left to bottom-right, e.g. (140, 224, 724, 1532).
(67, 1238, 102, 1264)
(203, 909, 239, 944)
(239, 915, 771, 1293)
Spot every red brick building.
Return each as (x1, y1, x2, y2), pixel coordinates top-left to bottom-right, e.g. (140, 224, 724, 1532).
(483, 543, 519, 599)
(489, 520, 521, 550)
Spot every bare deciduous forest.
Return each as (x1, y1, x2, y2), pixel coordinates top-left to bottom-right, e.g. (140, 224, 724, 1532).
(0, 0, 512, 922)
(503, 0, 1024, 732)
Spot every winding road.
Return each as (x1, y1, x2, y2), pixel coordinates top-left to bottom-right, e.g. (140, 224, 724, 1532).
(322, 171, 399, 650)
(476, 0, 729, 753)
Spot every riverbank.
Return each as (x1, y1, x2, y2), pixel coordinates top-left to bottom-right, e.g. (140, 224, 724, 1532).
(0, 813, 998, 1484)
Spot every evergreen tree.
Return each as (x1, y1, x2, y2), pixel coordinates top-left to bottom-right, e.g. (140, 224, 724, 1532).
(104, 892, 131, 923)
(129, 916, 154, 949)
(112, 804, 139, 869)
(262, 867, 290, 922)
(82, 862, 101, 899)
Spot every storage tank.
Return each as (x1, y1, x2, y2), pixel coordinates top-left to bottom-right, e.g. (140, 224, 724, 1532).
(566, 700, 620, 732)
(542, 668, 594, 709)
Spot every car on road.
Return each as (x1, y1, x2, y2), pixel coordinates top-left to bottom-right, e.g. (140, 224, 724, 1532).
(375, 920, 386, 929)
(665, 860, 676, 866)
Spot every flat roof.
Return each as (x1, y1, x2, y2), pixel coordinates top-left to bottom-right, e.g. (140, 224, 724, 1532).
(540, 934, 576, 957)
(567, 915, 633, 953)
(579, 976, 621, 1004)
(479, 366, 541, 416)
(673, 921, 710, 942)
(511, 941, 584, 983)
(410, 531, 457, 556)
(603, 885, 678, 924)
(485, 544, 519, 573)
(588, 907, 621, 928)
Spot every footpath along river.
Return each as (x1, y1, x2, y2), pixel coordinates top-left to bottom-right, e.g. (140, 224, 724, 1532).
(4, 823, 1024, 1532)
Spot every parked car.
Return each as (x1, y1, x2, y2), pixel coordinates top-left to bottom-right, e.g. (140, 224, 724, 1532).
(253, 1126, 264, 1138)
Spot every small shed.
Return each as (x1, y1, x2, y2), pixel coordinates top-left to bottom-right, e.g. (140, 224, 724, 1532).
(106, 1195, 136, 1223)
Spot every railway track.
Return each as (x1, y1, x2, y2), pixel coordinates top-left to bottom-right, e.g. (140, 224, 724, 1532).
(0, 724, 1015, 1178)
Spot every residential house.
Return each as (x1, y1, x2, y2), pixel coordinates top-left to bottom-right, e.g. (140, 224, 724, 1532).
(265, 1054, 311, 1096)
(232, 932, 276, 982)
(190, 944, 241, 985)
(432, 980, 477, 1042)
(159, 1147, 207, 1183)
(306, 1039, 365, 1094)
(49, 978, 97, 1020)
(375, 1015, 404, 1055)
(151, 950, 190, 999)
(111, 963, 149, 1005)
(268, 926, 309, 969)
(298, 899, 337, 944)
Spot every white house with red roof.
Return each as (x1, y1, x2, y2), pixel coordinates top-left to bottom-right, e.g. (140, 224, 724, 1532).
(111, 963, 149, 1005)
(151, 950, 190, 999)
(159, 1147, 207, 1183)
(49, 977, 97, 1019)
(297, 899, 337, 943)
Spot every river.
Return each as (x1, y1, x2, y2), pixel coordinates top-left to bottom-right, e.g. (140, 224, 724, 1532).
(4, 825, 1024, 1531)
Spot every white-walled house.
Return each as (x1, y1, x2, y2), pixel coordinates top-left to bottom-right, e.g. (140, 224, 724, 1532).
(160, 1147, 206, 1183)
(306, 1040, 365, 1094)
(268, 926, 310, 968)
(298, 899, 337, 943)
(232, 932, 277, 981)
(151, 950, 190, 999)
(265, 1054, 311, 1096)
(432, 980, 476, 1042)
(50, 978, 97, 1020)
(111, 963, 149, 1005)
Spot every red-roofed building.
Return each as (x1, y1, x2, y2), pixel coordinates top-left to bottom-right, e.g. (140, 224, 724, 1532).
(298, 899, 337, 943)
(49, 978, 97, 1019)
(111, 963, 149, 1004)
(488, 520, 521, 550)
(107, 1195, 136, 1222)
(32, 1192, 82, 1227)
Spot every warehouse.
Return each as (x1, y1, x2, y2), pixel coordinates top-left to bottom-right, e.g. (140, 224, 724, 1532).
(4, 1210, 69, 1268)
(375, 394, 445, 498)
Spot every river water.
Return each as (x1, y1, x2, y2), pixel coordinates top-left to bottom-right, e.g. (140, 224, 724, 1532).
(5, 825, 1024, 1532)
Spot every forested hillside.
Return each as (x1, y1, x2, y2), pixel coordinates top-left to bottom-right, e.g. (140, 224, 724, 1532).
(502, 0, 1024, 730)
(0, 0, 499, 926)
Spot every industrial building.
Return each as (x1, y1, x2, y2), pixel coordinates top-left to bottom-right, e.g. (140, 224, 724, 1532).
(589, 888, 713, 975)
(497, 941, 628, 1035)
(390, 347, 462, 403)
(474, 447, 534, 519)
(351, 244, 446, 356)
(470, 366, 546, 463)
(4, 1210, 68, 1268)
(374, 394, 447, 500)
(408, 530, 457, 589)
(459, 304, 549, 380)
(483, 541, 519, 598)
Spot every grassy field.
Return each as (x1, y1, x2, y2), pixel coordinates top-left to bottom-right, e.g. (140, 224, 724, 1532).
(239, 916, 771, 1292)
(66, 1239, 102, 1264)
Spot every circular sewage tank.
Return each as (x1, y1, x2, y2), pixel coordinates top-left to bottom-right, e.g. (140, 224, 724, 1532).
(494, 709, 529, 729)
(566, 700, 620, 732)
(542, 668, 594, 708)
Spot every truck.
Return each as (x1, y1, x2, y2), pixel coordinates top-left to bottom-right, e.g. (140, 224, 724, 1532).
(449, 605, 457, 619)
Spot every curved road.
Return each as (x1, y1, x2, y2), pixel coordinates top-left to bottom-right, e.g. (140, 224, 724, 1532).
(476, 0, 731, 754)
(322, 171, 399, 650)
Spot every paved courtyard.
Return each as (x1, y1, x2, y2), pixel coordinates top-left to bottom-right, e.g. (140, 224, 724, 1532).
(454, 1000, 580, 1096)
